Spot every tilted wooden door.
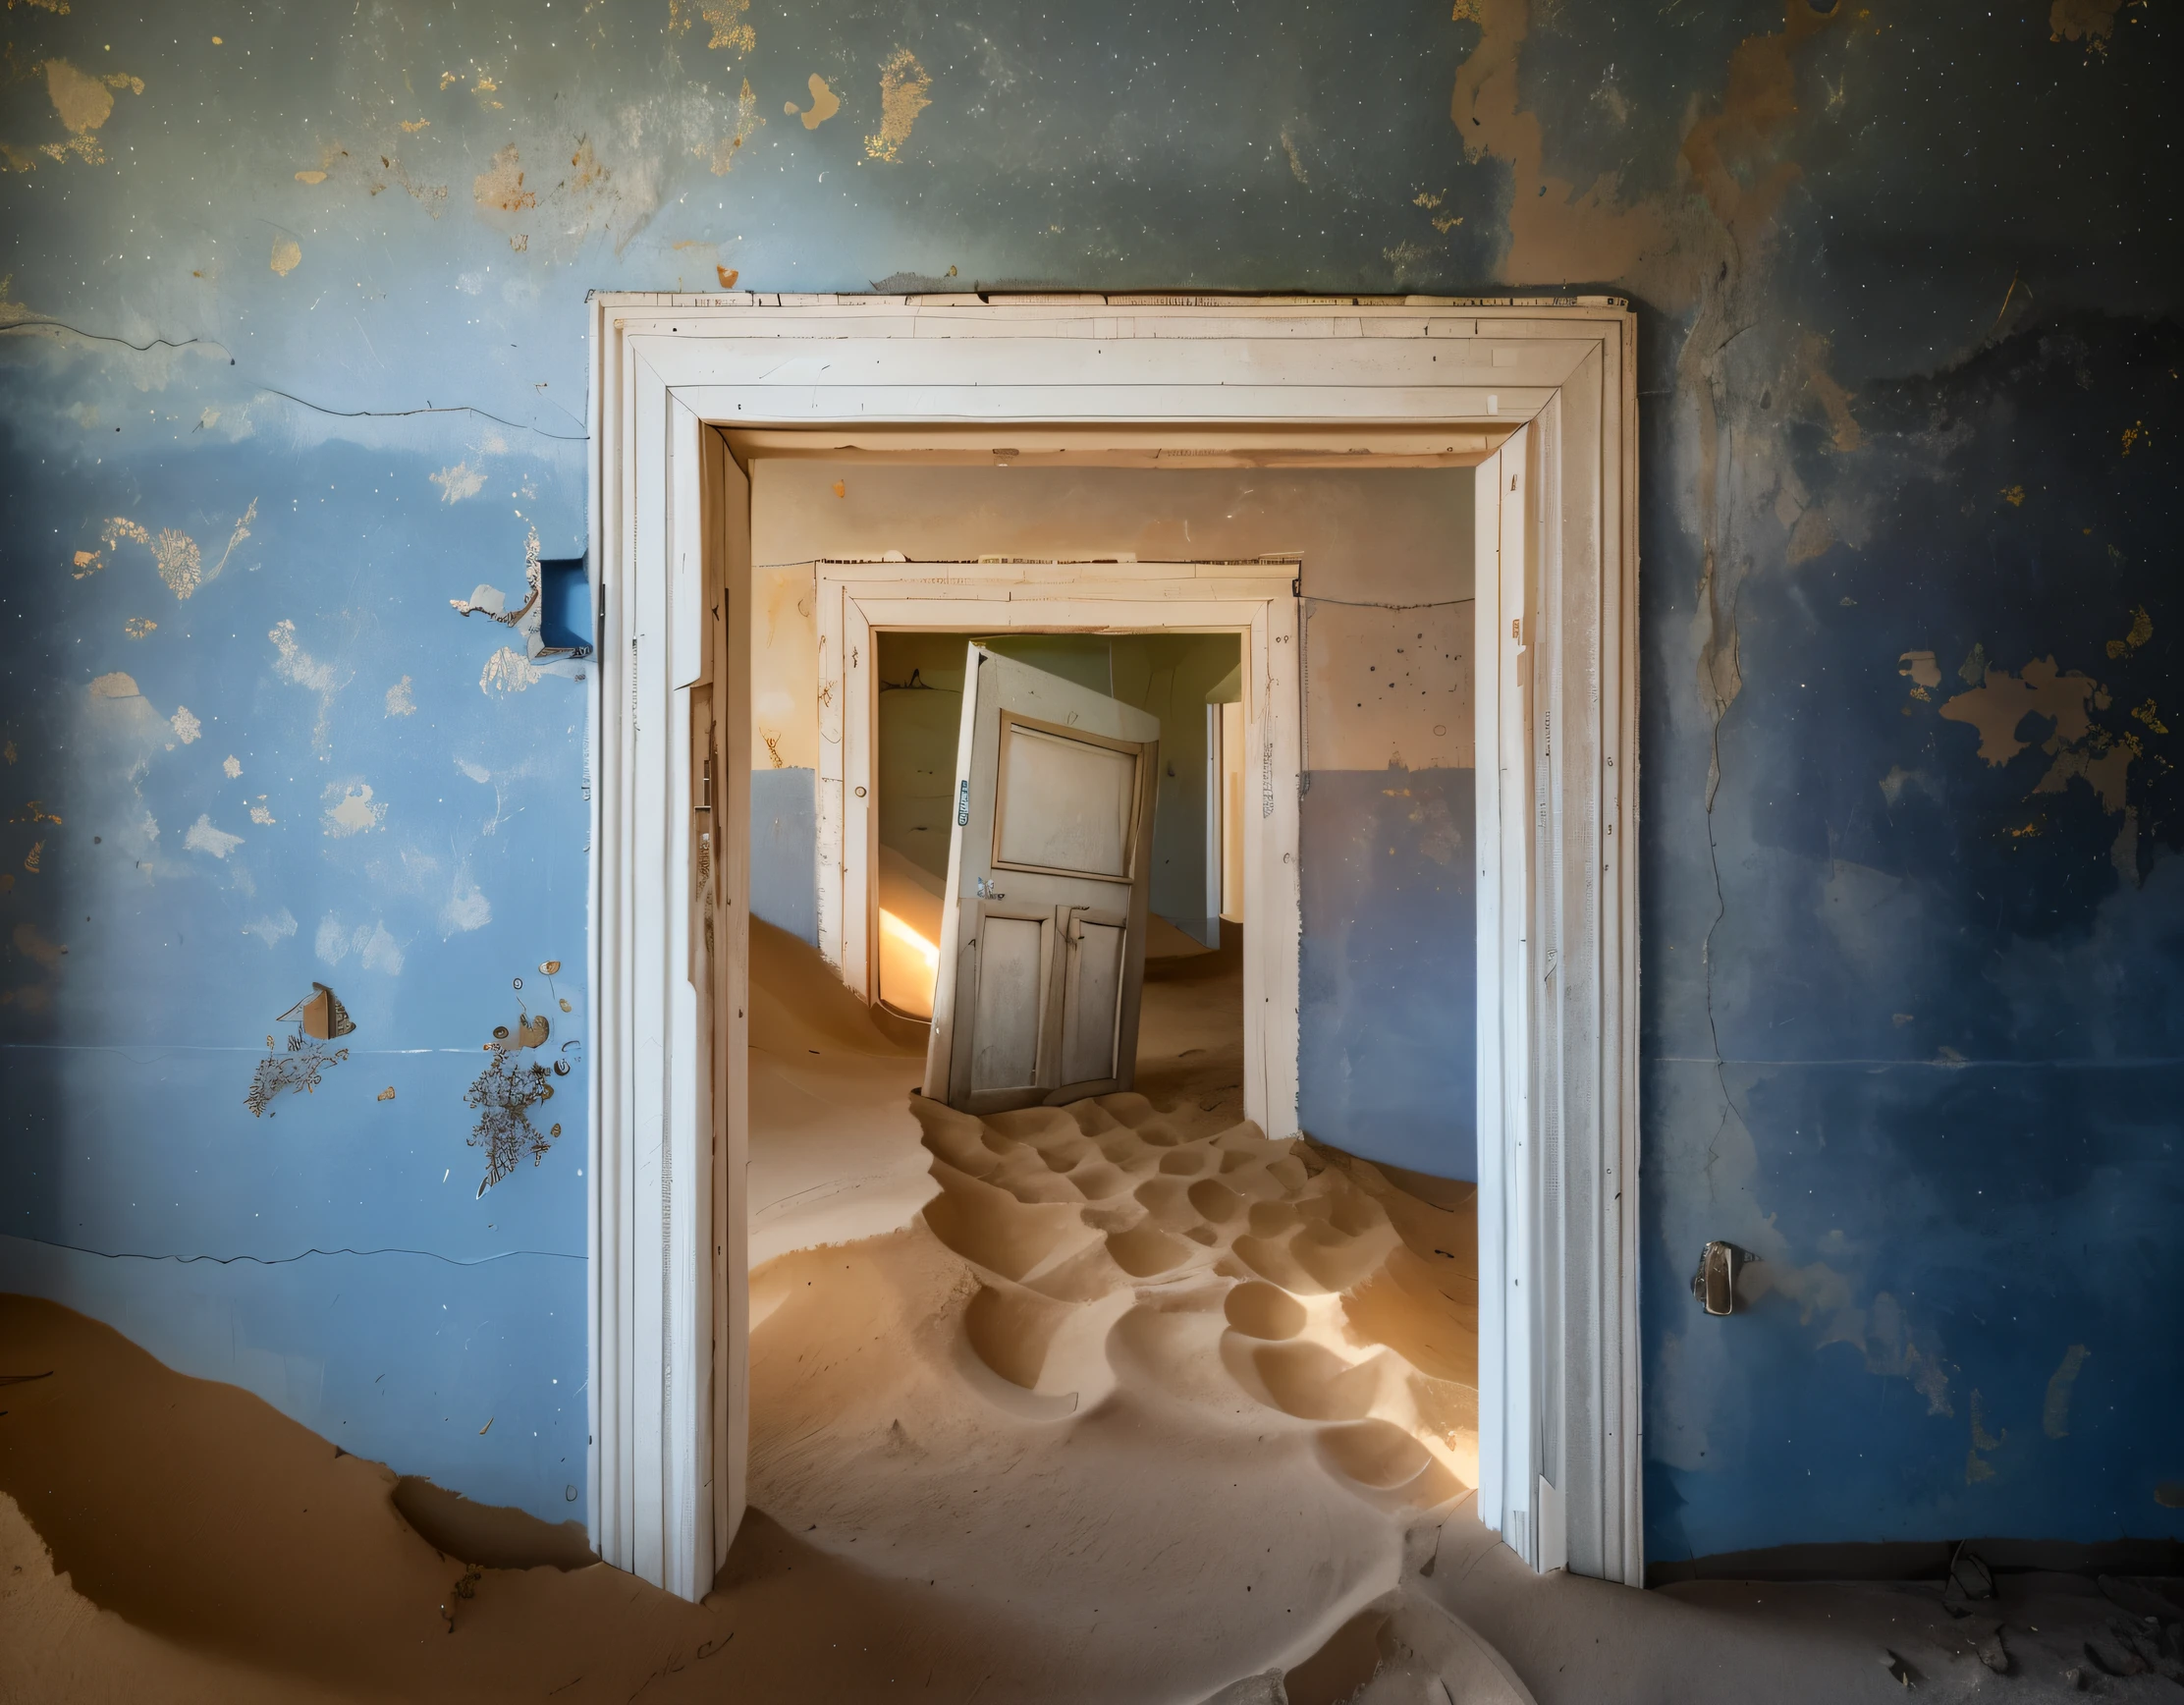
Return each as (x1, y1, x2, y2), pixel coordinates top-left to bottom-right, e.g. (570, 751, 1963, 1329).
(924, 645, 1160, 1114)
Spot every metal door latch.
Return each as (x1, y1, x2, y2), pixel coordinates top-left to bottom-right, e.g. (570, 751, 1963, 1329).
(1691, 1241, 1752, 1316)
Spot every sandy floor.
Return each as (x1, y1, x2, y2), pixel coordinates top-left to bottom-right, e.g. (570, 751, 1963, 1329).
(5, 923, 2181, 1702)
(740, 916, 1482, 1701)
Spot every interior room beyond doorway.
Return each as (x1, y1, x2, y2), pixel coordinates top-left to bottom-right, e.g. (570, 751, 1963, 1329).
(724, 448, 1487, 1697)
(873, 628, 1244, 1025)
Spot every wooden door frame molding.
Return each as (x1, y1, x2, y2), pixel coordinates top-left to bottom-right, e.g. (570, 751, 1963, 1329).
(815, 562, 1301, 1141)
(587, 292, 1640, 1598)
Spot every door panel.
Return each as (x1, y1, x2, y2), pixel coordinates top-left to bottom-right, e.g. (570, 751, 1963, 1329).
(967, 908, 1052, 1095)
(1058, 908, 1128, 1090)
(995, 722, 1141, 879)
(925, 647, 1160, 1113)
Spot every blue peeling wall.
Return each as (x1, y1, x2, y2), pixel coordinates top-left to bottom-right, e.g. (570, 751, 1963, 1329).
(1, 0, 2177, 1562)
(1298, 767, 1475, 1179)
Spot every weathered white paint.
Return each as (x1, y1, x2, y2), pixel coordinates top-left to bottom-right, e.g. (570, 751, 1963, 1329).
(817, 563, 1300, 1141)
(590, 294, 1639, 1599)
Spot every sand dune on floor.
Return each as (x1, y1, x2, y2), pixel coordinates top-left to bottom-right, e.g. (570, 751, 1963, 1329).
(3, 913, 1484, 1705)
(739, 1073, 1481, 1703)
(747, 917, 938, 1265)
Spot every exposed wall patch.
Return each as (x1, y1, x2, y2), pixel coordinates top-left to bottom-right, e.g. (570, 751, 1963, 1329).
(316, 913, 406, 974)
(1938, 656, 2100, 765)
(431, 462, 487, 504)
(865, 48, 931, 161)
(479, 646, 540, 693)
(704, 79, 764, 173)
(246, 984, 353, 1117)
(2043, 1344, 2090, 1438)
(786, 73, 840, 130)
(241, 908, 298, 948)
(268, 619, 351, 750)
(37, 59, 142, 167)
(2048, 0, 2121, 53)
(474, 145, 536, 213)
(464, 973, 574, 1194)
(184, 813, 243, 858)
(440, 883, 491, 935)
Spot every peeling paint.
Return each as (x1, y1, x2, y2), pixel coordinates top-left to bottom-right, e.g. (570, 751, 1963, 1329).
(479, 645, 540, 693)
(2042, 1344, 2090, 1437)
(1449, 0, 1669, 292)
(785, 73, 840, 130)
(2106, 604, 2153, 659)
(322, 782, 385, 838)
(92, 515, 216, 599)
(269, 237, 301, 277)
(267, 619, 350, 750)
(1898, 650, 1942, 691)
(865, 48, 931, 162)
(465, 1044, 560, 1195)
(246, 987, 352, 1117)
(36, 59, 142, 167)
(440, 884, 491, 935)
(316, 914, 405, 975)
(1801, 334, 1865, 455)
(184, 813, 242, 858)
(1965, 1389, 2002, 1485)
(700, 0, 753, 53)
(431, 462, 486, 503)
(241, 908, 298, 948)
(2049, 0, 2121, 53)
(703, 79, 764, 174)
(1938, 656, 2102, 765)
(473, 144, 536, 213)
(385, 676, 416, 717)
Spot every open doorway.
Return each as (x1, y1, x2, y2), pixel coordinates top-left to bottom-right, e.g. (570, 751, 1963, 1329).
(589, 298, 1641, 1607)
(873, 629, 1243, 1097)
(725, 456, 1487, 1695)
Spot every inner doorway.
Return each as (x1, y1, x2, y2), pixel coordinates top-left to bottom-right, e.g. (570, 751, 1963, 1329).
(875, 631, 1245, 1113)
(588, 295, 1643, 1602)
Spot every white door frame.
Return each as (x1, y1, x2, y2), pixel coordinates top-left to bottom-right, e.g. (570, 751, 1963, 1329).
(587, 293, 1640, 1597)
(814, 563, 1301, 1136)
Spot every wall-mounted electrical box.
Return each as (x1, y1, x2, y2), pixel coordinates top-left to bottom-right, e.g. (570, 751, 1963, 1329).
(533, 555, 594, 659)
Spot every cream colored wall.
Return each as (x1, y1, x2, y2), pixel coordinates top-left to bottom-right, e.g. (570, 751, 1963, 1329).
(746, 462, 1474, 773)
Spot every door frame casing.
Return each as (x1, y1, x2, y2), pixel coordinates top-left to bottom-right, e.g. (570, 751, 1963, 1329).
(587, 292, 1640, 1598)
(815, 563, 1302, 1138)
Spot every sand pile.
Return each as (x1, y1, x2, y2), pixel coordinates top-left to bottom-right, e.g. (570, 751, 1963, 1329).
(746, 916, 938, 1266)
(734, 906, 1482, 1700)
(1, 917, 1490, 1704)
(6, 906, 2153, 1703)
(741, 1095, 1479, 1701)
